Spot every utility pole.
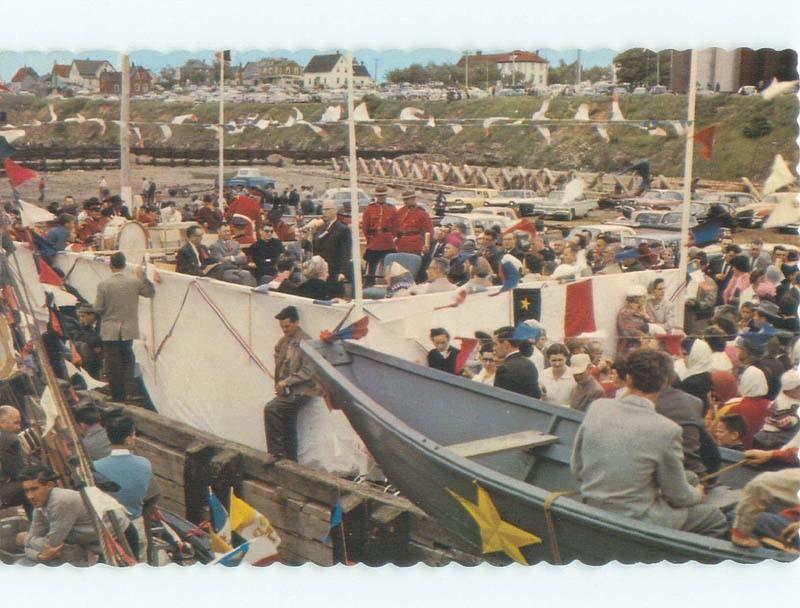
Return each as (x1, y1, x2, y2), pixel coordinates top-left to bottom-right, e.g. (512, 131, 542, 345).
(120, 53, 131, 211)
(346, 52, 363, 313)
(374, 58, 379, 84)
(576, 49, 582, 85)
(655, 50, 660, 86)
(465, 51, 469, 91)
(218, 52, 225, 208)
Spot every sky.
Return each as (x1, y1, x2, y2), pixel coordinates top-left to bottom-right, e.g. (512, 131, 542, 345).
(0, 48, 617, 83)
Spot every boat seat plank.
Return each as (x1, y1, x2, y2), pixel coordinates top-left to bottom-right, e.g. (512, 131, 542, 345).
(703, 485, 742, 512)
(446, 431, 559, 459)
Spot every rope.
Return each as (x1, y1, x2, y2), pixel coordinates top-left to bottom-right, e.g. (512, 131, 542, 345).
(543, 490, 577, 565)
(193, 282, 274, 379)
(697, 458, 750, 484)
(153, 282, 194, 360)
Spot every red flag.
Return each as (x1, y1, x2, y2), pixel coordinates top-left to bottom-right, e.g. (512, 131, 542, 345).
(694, 125, 717, 160)
(502, 218, 537, 239)
(38, 260, 64, 287)
(3, 157, 38, 188)
(45, 293, 64, 337)
(69, 342, 83, 367)
(454, 337, 479, 375)
(564, 279, 596, 338)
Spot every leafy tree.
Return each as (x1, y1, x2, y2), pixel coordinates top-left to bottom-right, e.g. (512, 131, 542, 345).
(743, 114, 772, 138)
(387, 61, 500, 88)
(613, 49, 671, 87)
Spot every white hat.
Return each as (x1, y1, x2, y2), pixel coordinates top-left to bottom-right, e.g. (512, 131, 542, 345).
(386, 261, 410, 278)
(626, 284, 647, 298)
(569, 353, 593, 376)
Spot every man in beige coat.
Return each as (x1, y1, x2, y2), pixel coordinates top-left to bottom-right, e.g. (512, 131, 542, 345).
(94, 252, 154, 401)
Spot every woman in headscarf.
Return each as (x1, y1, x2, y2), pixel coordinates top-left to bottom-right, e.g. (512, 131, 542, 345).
(755, 265, 783, 302)
(385, 261, 416, 298)
(679, 339, 714, 415)
(295, 255, 332, 300)
(712, 366, 771, 449)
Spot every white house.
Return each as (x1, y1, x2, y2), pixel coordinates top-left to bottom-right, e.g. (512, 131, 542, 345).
(303, 53, 373, 89)
(67, 59, 116, 91)
(10, 66, 40, 92)
(458, 50, 549, 87)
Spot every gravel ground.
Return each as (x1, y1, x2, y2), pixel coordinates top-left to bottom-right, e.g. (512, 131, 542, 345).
(9, 163, 799, 247)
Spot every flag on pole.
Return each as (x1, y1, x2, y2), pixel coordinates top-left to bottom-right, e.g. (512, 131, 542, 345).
(3, 157, 37, 188)
(44, 292, 64, 338)
(320, 316, 369, 343)
(489, 255, 522, 297)
(207, 487, 233, 553)
(453, 337, 478, 374)
(694, 125, 717, 160)
(434, 285, 468, 310)
(214, 536, 280, 566)
(0, 136, 15, 160)
(38, 260, 63, 287)
(502, 218, 537, 239)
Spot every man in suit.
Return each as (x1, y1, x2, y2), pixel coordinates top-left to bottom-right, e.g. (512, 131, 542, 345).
(74, 406, 111, 462)
(747, 238, 771, 274)
(571, 349, 727, 537)
(313, 200, 351, 297)
(713, 243, 741, 305)
(493, 326, 541, 399)
(19, 465, 100, 566)
(176, 225, 214, 276)
(94, 252, 154, 402)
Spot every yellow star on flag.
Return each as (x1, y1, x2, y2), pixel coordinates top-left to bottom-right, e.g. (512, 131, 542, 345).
(447, 483, 541, 564)
(520, 297, 530, 311)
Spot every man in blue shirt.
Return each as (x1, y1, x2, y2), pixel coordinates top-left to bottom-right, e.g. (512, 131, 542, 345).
(93, 415, 152, 560)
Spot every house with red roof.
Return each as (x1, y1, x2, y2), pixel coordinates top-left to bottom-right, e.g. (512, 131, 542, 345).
(458, 50, 549, 87)
(10, 66, 40, 92)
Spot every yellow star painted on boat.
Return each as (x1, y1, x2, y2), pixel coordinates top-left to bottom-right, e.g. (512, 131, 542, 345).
(447, 483, 542, 564)
(520, 297, 530, 311)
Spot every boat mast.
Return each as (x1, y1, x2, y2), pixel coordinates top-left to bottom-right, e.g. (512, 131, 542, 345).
(346, 51, 364, 314)
(676, 49, 698, 328)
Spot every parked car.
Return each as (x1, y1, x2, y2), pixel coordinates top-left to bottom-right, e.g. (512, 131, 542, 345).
(444, 188, 499, 212)
(566, 224, 636, 244)
(223, 167, 276, 190)
(470, 207, 519, 221)
(484, 189, 539, 208)
(318, 188, 372, 213)
(617, 189, 702, 218)
(625, 209, 698, 231)
(439, 213, 515, 239)
(701, 191, 761, 227)
(532, 190, 598, 220)
(621, 232, 683, 251)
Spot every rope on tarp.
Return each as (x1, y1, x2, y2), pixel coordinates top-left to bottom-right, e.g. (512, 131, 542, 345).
(153, 282, 194, 360)
(543, 490, 577, 565)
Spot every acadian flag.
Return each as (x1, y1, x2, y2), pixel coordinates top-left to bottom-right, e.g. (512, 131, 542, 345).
(512, 288, 541, 325)
(3, 157, 38, 188)
(320, 316, 369, 343)
(208, 487, 233, 554)
(216, 50, 232, 62)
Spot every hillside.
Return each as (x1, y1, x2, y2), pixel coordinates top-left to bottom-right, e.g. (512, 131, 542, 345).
(2, 93, 798, 182)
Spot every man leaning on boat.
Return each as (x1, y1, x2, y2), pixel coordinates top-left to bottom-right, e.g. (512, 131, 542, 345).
(263, 306, 319, 462)
(572, 349, 728, 537)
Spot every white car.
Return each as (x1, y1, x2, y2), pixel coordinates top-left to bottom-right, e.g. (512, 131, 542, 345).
(319, 188, 372, 212)
(439, 213, 515, 239)
(532, 191, 599, 220)
(470, 207, 518, 221)
(566, 225, 636, 244)
(484, 189, 539, 208)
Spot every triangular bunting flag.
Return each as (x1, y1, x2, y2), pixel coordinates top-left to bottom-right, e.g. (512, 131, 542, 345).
(3, 157, 38, 187)
(611, 97, 624, 121)
(532, 98, 551, 121)
(38, 259, 63, 286)
(352, 102, 372, 122)
(596, 125, 610, 142)
(763, 154, 797, 196)
(694, 125, 717, 160)
(536, 126, 551, 145)
(574, 104, 590, 121)
(451, 124, 463, 135)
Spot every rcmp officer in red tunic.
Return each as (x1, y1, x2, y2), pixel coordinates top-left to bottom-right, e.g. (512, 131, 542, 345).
(77, 199, 109, 248)
(395, 190, 433, 259)
(361, 185, 399, 286)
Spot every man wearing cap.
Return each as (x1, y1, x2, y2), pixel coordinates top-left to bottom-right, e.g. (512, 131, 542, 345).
(362, 185, 398, 287)
(493, 326, 541, 399)
(753, 370, 800, 450)
(68, 305, 103, 380)
(93, 252, 154, 402)
(313, 200, 351, 298)
(568, 354, 605, 412)
(395, 190, 434, 261)
(77, 199, 108, 247)
(616, 284, 650, 357)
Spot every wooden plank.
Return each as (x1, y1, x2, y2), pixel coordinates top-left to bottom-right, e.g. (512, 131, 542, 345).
(241, 480, 332, 542)
(135, 436, 185, 482)
(275, 527, 334, 566)
(153, 474, 185, 507)
(446, 430, 558, 459)
(156, 495, 185, 518)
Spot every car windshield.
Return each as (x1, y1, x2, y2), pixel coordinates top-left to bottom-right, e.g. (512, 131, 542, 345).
(635, 213, 660, 224)
(663, 212, 682, 223)
(450, 191, 475, 198)
(546, 191, 563, 202)
(500, 190, 526, 197)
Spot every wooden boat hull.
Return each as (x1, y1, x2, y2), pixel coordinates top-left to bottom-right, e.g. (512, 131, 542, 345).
(302, 340, 796, 564)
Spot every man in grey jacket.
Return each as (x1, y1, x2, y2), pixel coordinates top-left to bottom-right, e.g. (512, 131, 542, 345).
(94, 252, 154, 402)
(571, 349, 727, 537)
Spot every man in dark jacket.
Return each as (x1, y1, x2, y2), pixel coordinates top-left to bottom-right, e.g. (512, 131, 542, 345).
(0, 405, 25, 509)
(312, 200, 351, 297)
(427, 328, 460, 374)
(493, 326, 541, 398)
(175, 226, 214, 276)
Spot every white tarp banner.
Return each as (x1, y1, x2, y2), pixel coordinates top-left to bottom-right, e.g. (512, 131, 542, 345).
(50, 251, 678, 460)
